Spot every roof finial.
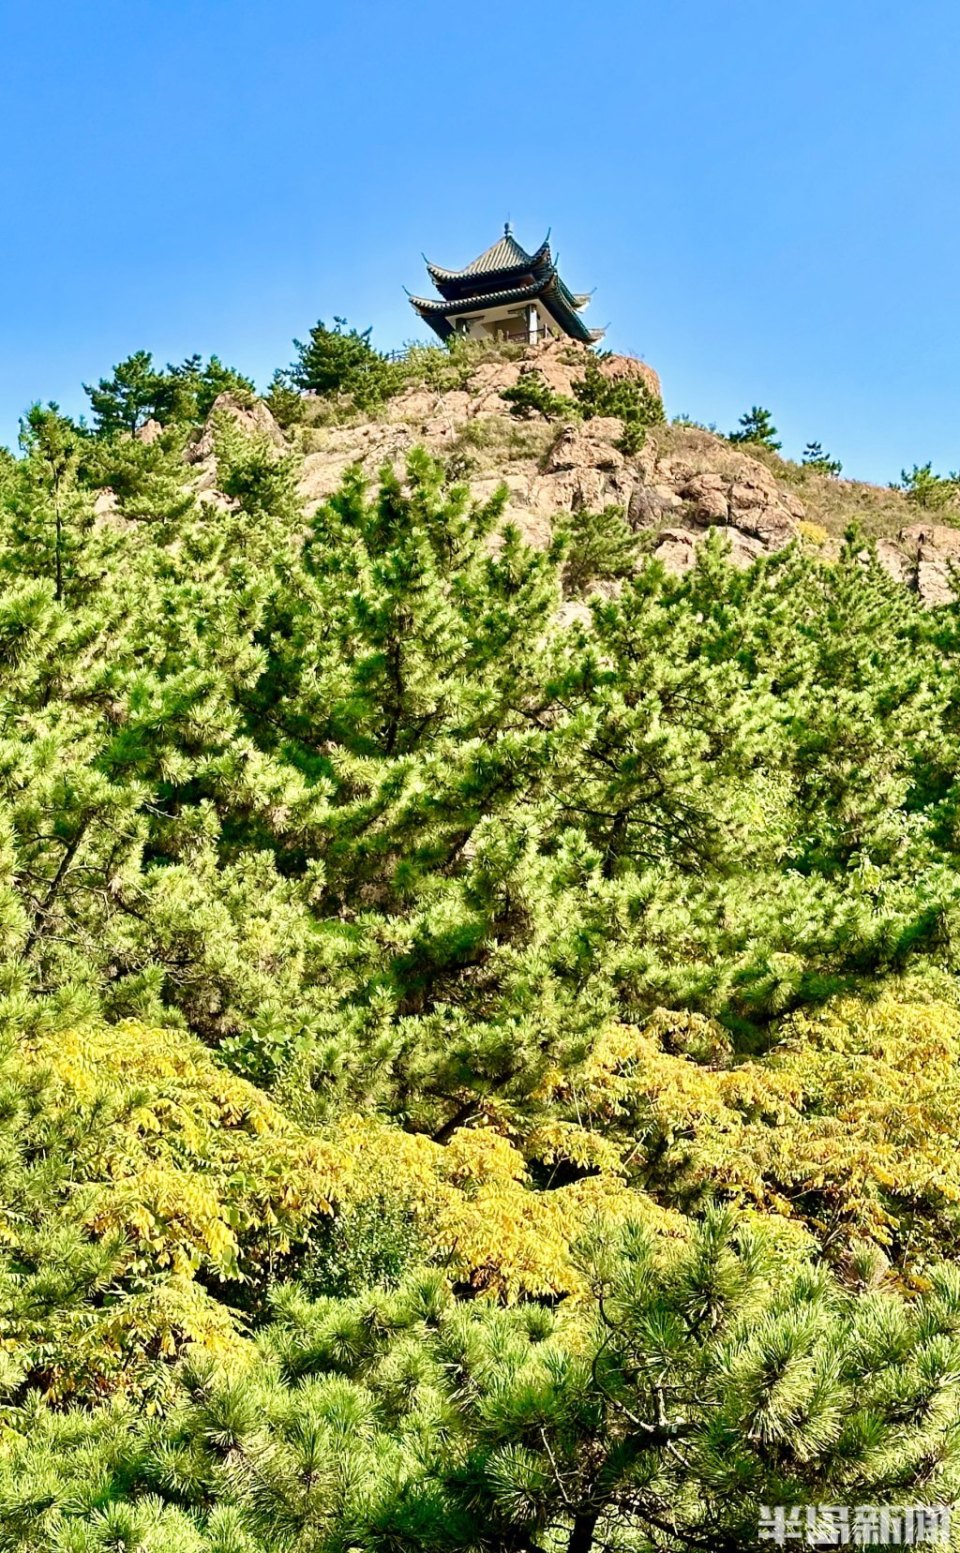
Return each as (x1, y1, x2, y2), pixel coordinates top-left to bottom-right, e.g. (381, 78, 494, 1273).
(504, 219, 512, 237)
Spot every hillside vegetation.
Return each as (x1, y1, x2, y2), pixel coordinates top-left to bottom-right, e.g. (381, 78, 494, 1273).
(3, 330, 960, 1550)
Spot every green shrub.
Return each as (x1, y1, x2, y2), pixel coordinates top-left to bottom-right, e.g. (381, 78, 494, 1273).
(402, 334, 523, 392)
(263, 368, 307, 428)
(557, 504, 639, 596)
(501, 369, 577, 421)
(896, 461, 958, 510)
(303, 1195, 426, 1296)
(79, 423, 195, 521)
(573, 354, 664, 455)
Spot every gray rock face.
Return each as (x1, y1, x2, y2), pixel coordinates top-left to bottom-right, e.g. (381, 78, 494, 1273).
(628, 482, 683, 528)
(652, 528, 698, 572)
(891, 523, 960, 606)
(873, 540, 913, 588)
(629, 430, 804, 568)
(544, 421, 625, 474)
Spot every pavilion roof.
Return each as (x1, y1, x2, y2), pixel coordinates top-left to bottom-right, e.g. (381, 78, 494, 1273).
(425, 229, 553, 290)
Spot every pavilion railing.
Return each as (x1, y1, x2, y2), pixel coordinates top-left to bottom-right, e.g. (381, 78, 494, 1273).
(383, 334, 550, 363)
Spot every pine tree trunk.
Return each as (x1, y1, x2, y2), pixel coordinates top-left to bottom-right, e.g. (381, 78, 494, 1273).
(567, 1509, 599, 1553)
(54, 499, 63, 603)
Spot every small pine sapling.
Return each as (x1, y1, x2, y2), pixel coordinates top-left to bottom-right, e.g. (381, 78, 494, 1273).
(729, 405, 781, 450)
(802, 441, 843, 476)
(896, 462, 958, 510)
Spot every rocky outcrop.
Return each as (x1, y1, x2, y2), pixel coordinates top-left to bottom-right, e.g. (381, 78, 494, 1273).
(626, 429, 804, 570)
(287, 344, 803, 572)
(104, 341, 960, 604)
(533, 420, 635, 518)
(886, 523, 960, 606)
(189, 392, 286, 466)
(299, 419, 423, 509)
(452, 338, 662, 408)
(596, 350, 661, 399)
(183, 392, 289, 497)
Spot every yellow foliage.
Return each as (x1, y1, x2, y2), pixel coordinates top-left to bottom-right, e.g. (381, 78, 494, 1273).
(30, 986, 957, 1395)
(523, 1120, 625, 1176)
(797, 519, 830, 546)
(31, 1022, 344, 1281)
(546, 994, 960, 1258)
(10, 1020, 347, 1398)
(16, 991, 959, 1402)
(36, 1278, 247, 1407)
(329, 1117, 681, 1302)
(23, 1020, 679, 1333)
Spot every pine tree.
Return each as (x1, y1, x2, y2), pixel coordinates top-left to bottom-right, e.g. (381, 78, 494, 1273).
(729, 404, 781, 449)
(897, 461, 958, 510)
(289, 317, 404, 407)
(5, 403, 95, 601)
(84, 350, 255, 437)
(10, 1213, 960, 1552)
(572, 353, 664, 454)
(557, 504, 640, 596)
(160, 352, 256, 421)
(84, 349, 166, 435)
(802, 439, 843, 475)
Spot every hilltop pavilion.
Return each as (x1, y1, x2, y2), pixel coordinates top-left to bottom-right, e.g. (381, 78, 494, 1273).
(408, 226, 603, 346)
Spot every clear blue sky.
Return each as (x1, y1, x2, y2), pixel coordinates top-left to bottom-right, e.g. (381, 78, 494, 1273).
(1, 0, 958, 482)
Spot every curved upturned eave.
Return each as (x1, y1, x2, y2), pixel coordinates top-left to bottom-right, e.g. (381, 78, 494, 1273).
(408, 272, 598, 345)
(408, 277, 549, 314)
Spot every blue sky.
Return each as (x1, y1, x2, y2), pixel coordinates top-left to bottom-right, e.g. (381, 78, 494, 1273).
(1, 0, 958, 482)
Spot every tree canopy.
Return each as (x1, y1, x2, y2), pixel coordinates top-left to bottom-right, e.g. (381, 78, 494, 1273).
(0, 337, 959, 1549)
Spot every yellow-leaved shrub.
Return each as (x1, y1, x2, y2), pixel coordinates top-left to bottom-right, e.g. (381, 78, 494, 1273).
(331, 1118, 680, 1301)
(541, 992, 960, 1260)
(29, 1020, 344, 1281)
(9, 1019, 676, 1402)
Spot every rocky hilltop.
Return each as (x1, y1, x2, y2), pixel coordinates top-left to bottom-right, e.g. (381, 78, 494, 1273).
(187, 339, 957, 606)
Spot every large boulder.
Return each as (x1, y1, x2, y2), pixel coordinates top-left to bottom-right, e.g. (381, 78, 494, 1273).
(628, 482, 684, 527)
(595, 351, 662, 400)
(543, 420, 626, 474)
(459, 338, 663, 418)
(626, 428, 804, 568)
(652, 527, 697, 572)
(895, 522, 960, 606)
(298, 420, 420, 507)
(189, 391, 286, 465)
(531, 418, 635, 517)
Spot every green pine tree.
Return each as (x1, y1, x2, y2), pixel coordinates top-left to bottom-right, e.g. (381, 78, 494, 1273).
(802, 439, 843, 475)
(729, 404, 781, 449)
(290, 317, 404, 408)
